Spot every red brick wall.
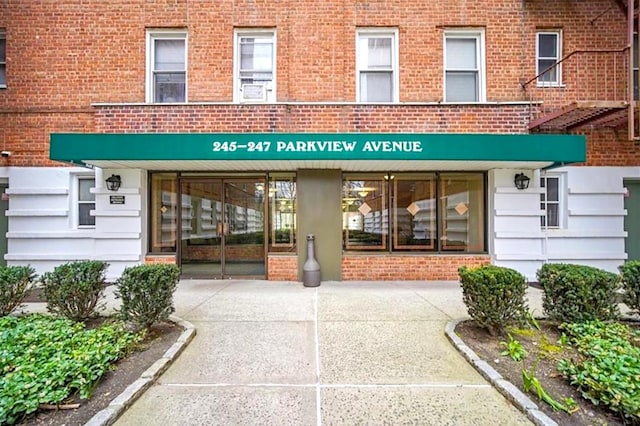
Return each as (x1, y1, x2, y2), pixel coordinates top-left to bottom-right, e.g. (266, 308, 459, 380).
(267, 255, 298, 281)
(342, 254, 490, 281)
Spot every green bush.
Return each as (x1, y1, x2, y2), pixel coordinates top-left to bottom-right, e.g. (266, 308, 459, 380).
(558, 320, 640, 423)
(458, 265, 529, 335)
(40, 261, 108, 321)
(115, 264, 180, 331)
(0, 314, 140, 425)
(619, 260, 640, 316)
(0, 266, 36, 316)
(537, 263, 620, 323)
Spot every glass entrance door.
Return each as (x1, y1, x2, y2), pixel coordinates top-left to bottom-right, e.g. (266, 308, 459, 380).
(179, 178, 265, 278)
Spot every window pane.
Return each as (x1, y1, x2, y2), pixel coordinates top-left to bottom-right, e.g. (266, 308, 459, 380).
(360, 72, 392, 102)
(0, 38, 5, 62)
(546, 178, 559, 201)
(343, 177, 386, 250)
(538, 34, 557, 58)
(394, 176, 436, 250)
(439, 173, 484, 252)
(546, 204, 559, 227)
(241, 40, 273, 71)
(0, 66, 5, 86)
(78, 203, 95, 227)
(154, 73, 185, 102)
(269, 175, 297, 252)
(150, 173, 177, 252)
(537, 59, 557, 83)
(445, 72, 478, 102)
(79, 179, 94, 202)
(367, 37, 392, 69)
(446, 38, 477, 69)
(154, 39, 185, 71)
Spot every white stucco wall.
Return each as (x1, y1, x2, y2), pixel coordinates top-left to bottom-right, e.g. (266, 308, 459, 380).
(5, 167, 146, 281)
(490, 166, 640, 281)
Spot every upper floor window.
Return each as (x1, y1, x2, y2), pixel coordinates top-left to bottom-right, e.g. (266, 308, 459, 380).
(0, 30, 6, 88)
(147, 30, 187, 103)
(444, 30, 485, 102)
(235, 30, 276, 103)
(540, 175, 562, 228)
(78, 177, 95, 228)
(536, 31, 562, 86)
(356, 29, 398, 103)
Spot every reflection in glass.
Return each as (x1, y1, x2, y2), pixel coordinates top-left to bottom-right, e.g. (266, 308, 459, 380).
(150, 173, 178, 252)
(439, 173, 485, 252)
(394, 175, 436, 249)
(269, 175, 296, 251)
(342, 176, 386, 250)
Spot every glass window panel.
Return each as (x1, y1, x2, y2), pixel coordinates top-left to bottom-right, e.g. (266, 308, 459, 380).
(367, 38, 392, 68)
(546, 204, 559, 227)
(360, 72, 392, 102)
(155, 39, 185, 71)
(445, 72, 478, 102)
(150, 173, 178, 253)
(342, 176, 386, 250)
(0, 66, 6, 86)
(78, 203, 95, 227)
(241, 41, 273, 71)
(538, 59, 557, 83)
(0, 38, 5, 62)
(393, 176, 436, 250)
(269, 175, 297, 252)
(538, 34, 557, 58)
(446, 38, 477, 69)
(546, 177, 559, 201)
(439, 173, 485, 252)
(79, 179, 94, 201)
(154, 73, 185, 102)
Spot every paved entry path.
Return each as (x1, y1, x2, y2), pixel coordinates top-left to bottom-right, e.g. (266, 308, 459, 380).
(116, 280, 541, 425)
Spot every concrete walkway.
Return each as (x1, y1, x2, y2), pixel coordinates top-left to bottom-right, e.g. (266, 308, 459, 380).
(115, 280, 543, 425)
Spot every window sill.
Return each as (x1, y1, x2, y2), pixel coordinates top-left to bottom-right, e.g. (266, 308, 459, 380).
(535, 83, 566, 89)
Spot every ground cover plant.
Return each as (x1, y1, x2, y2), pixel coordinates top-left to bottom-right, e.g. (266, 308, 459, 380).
(0, 314, 142, 425)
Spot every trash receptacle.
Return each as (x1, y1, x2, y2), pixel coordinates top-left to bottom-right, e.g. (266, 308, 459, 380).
(302, 234, 321, 287)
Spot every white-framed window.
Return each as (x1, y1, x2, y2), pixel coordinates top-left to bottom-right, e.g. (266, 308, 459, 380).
(356, 29, 399, 103)
(444, 30, 485, 102)
(77, 177, 96, 228)
(0, 29, 6, 88)
(540, 175, 562, 228)
(235, 30, 276, 103)
(146, 30, 187, 103)
(536, 31, 562, 86)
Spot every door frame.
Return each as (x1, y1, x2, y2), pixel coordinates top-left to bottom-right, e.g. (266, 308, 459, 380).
(177, 176, 267, 279)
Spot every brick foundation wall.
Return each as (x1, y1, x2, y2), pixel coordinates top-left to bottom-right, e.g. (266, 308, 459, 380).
(144, 255, 177, 265)
(267, 255, 298, 281)
(341, 254, 490, 281)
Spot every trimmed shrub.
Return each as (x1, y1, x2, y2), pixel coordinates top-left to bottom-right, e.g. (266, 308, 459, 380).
(537, 263, 620, 323)
(0, 266, 36, 316)
(458, 265, 529, 335)
(41, 261, 108, 321)
(619, 260, 640, 316)
(115, 264, 180, 331)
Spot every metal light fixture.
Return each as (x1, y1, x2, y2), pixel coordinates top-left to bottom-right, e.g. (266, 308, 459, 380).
(514, 173, 530, 190)
(105, 174, 122, 191)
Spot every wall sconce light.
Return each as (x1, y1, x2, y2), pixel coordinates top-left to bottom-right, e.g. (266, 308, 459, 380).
(514, 173, 530, 190)
(105, 174, 122, 192)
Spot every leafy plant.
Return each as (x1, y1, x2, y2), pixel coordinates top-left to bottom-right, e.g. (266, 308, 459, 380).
(500, 334, 527, 361)
(537, 263, 620, 323)
(458, 265, 529, 336)
(522, 366, 578, 414)
(0, 314, 140, 425)
(40, 260, 108, 321)
(0, 265, 36, 316)
(115, 264, 180, 332)
(557, 320, 640, 423)
(619, 260, 640, 316)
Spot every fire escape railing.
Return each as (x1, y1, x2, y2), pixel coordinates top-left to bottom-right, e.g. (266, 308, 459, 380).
(521, 47, 634, 135)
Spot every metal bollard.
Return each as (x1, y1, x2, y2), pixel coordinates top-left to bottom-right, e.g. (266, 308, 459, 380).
(302, 234, 321, 287)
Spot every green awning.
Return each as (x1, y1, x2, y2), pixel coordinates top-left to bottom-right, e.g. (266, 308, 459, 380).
(50, 132, 585, 170)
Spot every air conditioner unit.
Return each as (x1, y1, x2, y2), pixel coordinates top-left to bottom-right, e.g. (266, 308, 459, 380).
(241, 84, 267, 102)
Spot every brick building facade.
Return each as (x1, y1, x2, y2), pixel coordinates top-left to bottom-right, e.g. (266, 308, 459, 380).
(0, 0, 638, 281)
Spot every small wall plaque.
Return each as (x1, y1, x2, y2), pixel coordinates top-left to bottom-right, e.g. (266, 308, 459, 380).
(110, 195, 125, 205)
